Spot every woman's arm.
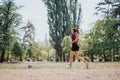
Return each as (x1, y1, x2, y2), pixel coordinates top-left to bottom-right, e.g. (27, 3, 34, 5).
(71, 37, 78, 44)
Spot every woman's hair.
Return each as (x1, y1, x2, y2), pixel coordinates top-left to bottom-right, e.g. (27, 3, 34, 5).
(76, 29, 80, 34)
(72, 29, 77, 33)
(72, 28, 79, 34)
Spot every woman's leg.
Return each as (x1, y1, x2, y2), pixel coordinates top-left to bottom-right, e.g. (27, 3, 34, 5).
(69, 51, 75, 68)
(75, 51, 88, 69)
(75, 51, 86, 63)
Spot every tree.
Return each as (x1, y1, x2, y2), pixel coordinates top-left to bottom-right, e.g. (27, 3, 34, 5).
(0, 0, 22, 62)
(94, 0, 120, 61)
(26, 48, 33, 59)
(85, 20, 104, 62)
(11, 42, 22, 61)
(42, 0, 81, 62)
(22, 21, 35, 48)
(44, 34, 53, 61)
(61, 36, 71, 61)
(111, 0, 120, 18)
(21, 21, 35, 59)
(32, 42, 45, 61)
(95, 0, 113, 17)
(86, 18, 120, 62)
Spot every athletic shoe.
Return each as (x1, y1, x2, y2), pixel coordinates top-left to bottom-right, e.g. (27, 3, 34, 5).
(65, 64, 71, 69)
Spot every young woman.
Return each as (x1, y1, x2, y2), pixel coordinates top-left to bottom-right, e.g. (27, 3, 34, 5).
(68, 29, 88, 69)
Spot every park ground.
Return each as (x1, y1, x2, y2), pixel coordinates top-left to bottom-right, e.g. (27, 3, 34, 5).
(0, 62, 120, 80)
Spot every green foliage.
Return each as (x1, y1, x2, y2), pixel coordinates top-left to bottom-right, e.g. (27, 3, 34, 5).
(84, 0, 120, 62)
(27, 48, 33, 58)
(0, 0, 22, 62)
(32, 42, 44, 60)
(111, 0, 120, 18)
(61, 36, 71, 56)
(21, 21, 35, 59)
(22, 21, 35, 48)
(86, 17, 120, 61)
(11, 42, 22, 60)
(95, 0, 120, 19)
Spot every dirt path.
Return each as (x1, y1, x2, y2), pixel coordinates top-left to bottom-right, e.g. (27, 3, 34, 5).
(0, 62, 120, 80)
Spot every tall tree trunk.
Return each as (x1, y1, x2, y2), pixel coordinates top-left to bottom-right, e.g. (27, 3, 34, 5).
(55, 51, 59, 62)
(90, 53, 94, 62)
(0, 49, 5, 62)
(60, 52, 62, 62)
(104, 54, 109, 62)
(7, 52, 9, 61)
(62, 52, 65, 62)
(116, 47, 120, 61)
(20, 54, 22, 61)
